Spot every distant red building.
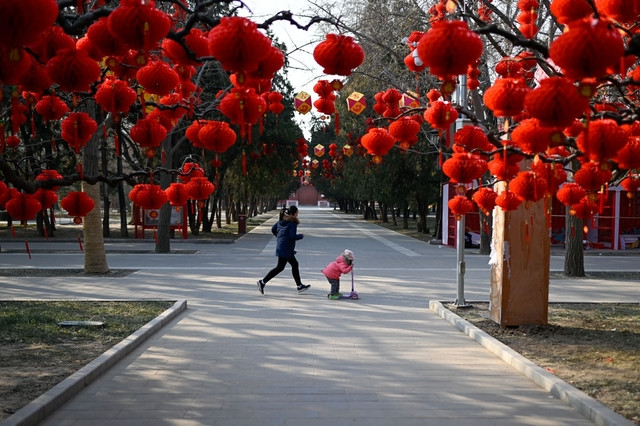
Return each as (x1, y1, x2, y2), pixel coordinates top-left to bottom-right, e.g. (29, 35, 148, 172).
(283, 185, 329, 207)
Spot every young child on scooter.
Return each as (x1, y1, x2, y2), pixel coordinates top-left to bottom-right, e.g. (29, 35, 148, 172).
(322, 249, 354, 299)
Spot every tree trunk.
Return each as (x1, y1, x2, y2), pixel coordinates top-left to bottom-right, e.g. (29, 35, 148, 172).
(115, 154, 129, 237)
(83, 182, 109, 273)
(564, 208, 585, 277)
(82, 102, 108, 274)
(479, 211, 492, 255)
(156, 136, 173, 253)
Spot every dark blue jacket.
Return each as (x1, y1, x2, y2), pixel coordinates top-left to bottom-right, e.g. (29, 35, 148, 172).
(271, 215, 303, 258)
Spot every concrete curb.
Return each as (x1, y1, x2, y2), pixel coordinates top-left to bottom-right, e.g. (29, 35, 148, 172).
(429, 301, 634, 426)
(1, 300, 188, 426)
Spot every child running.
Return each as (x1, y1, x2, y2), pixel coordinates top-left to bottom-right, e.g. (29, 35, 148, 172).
(321, 249, 354, 300)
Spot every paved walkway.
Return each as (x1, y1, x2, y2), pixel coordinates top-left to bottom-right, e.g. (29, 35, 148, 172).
(0, 208, 637, 425)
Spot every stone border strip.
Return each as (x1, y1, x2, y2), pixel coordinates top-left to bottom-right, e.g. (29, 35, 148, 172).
(1, 299, 188, 426)
(429, 300, 633, 426)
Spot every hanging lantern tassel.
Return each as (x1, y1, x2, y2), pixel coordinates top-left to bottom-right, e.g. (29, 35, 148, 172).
(114, 132, 121, 157)
(242, 150, 247, 176)
(153, 228, 158, 245)
(25, 239, 31, 259)
(161, 147, 166, 164)
(570, 223, 575, 239)
(78, 235, 84, 252)
(599, 185, 606, 214)
(438, 149, 443, 169)
(11, 225, 17, 238)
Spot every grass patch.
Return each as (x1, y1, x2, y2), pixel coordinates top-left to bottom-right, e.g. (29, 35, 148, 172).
(0, 300, 174, 420)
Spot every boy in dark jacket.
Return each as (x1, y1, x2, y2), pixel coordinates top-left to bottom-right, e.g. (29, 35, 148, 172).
(257, 206, 310, 294)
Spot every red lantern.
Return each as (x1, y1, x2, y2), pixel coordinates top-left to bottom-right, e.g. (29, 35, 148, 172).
(87, 17, 129, 57)
(45, 47, 101, 93)
(571, 197, 599, 220)
(442, 153, 487, 184)
(576, 119, 628, 163)
(488, 155, 520, 180)
(549, 18, 624, 79)
(524, 77, 590, 128)
(0, 181, 9, 207)
(36, 169, 63, 191)
(107, 0, 171, 51)
(416, 20, 483, 80)
(218, 88, 266, 127)
(495, 190, 523, 211)
(453, 125, 493, 155)
(483, 78, 531, 117)
(574, 162, 612, 191)
(179, 162, 205, 183)
(495, 57, 522, 78)
(557, 182, 587, 206)
(389, 116, 421, 150)
(531, 160, 567, 193)
(0, 47, 31, 85)
(137, 61, 180, 96)
(511, 118, 565, 154)
(5, 193, 42, 221)
(198, 121, 237, 153)
(95, 77, 137, 114)
(165, 182, 192, 206)
(185, 121, 206, 148)
(162, 28, 209, 66)
(360, 127, 396, 163)
(35, 95, 68, 122)
(615, 137, 640, 170)
(509, 171, 548, 202)
(268, 91, 285, 115)
(61, 112, 98, 153)
(19, 61, 53, 93)
(130, 116, 168, 148)
(60, 191, 95, 224)
(250, 45, 285, 80)
(33, 189, 58, 210)
(313, 34, 365, 76)
(448, 195, 475, 220)
(423, 101, 458, 131)
(186, 177, 215, 200)
(550, 0, 593, 25)
(132, 184, 167, 210)
(620, 176, 640, 197)
(472, 187, 498, 215)
(208, 16, 272, 73)
(0, 0, 58, 48)
(595, 0, 640, 24)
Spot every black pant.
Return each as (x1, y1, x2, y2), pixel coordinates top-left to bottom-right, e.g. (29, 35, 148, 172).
(263, 256, 302, 287)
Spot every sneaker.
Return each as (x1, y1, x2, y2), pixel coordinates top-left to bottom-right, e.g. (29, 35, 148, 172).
(257, 280, 265, 295)
(328, 293, 341, 300)
(297, 284, 311, 293)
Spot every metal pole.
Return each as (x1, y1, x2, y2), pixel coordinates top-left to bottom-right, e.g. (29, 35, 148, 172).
(455, 214, 471, 307)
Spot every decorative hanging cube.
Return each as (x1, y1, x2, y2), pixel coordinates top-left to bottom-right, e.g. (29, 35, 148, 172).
(347, 91, 366, 115)
(314, 144, 326, 157)
(400, 91, 420, 109)
(295, 91, 312, 114)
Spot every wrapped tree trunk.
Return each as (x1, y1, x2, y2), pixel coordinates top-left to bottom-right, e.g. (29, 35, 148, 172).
(489, 182, 549, 326)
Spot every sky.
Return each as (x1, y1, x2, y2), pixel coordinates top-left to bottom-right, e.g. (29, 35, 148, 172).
(239, 1, 327, 135)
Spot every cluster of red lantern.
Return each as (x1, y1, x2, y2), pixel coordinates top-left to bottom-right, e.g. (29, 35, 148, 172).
(516, 0, 539, 39)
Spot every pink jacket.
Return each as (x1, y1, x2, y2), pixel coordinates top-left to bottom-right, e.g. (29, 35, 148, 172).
(322, 255, 353, 280)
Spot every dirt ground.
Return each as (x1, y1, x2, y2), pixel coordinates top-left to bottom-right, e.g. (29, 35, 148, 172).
(448, 302, 640, 424)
